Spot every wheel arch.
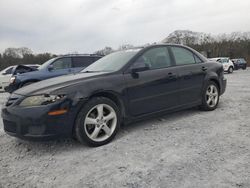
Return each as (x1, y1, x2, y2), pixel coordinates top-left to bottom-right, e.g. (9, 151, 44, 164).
(209, 78, 221, 94)
(89, 91, 126, 119)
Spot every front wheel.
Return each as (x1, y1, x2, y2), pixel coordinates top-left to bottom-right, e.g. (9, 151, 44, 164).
(75, 97, 121, 147)
(200, 81, 220, 111)
(228, 66, 233, 73)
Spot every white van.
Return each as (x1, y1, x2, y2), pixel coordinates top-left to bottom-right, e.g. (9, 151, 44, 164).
(209, 57, 234, 73)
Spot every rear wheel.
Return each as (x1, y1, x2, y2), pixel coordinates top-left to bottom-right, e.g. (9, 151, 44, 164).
(228, 66, 233, 73)
(200, 81, 219, 111)
(75, 97, 120, 147)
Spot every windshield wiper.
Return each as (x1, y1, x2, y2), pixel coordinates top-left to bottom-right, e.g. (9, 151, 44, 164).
(82, 70, 100, 73)
(82, 70, 111, 73)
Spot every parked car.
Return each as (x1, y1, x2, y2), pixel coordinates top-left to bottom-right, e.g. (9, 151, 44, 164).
(209, 57, 234, 73)
(2, 44, 226, 146)
(5, 54, 102, 93)
(0, 64, 40, 92)
(231, 58, 247, 70)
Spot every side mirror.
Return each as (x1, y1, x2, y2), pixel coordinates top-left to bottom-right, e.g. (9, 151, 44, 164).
(131, 64, 149, 73)
(48, 64, 54, 71)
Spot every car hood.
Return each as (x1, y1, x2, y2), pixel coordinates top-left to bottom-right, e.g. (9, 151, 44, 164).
(14, 72, 107, 96)
(0, 74, 11, 82)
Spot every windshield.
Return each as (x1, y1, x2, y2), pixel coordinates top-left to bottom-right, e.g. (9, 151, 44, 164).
(0, 66, 14, 75)
(82, 49, 141, 72)
(38, 58, 57, 70)
(221, 58, 229, 63)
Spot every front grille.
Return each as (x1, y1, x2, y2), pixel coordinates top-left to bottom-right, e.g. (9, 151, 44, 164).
(3, 120, 17, 133)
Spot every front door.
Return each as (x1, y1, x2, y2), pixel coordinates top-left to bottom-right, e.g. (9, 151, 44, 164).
(49, 57, 72, 78)
(124, 46, 179, 116)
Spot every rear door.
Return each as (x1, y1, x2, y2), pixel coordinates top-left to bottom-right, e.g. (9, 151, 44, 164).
(170, 46, 206, 105)
(124, 46, 179, 116)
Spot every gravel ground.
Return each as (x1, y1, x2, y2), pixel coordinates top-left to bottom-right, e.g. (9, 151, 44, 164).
(0, 69, 250, 188)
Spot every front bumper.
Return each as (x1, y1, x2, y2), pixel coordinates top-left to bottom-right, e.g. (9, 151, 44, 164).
(4, 84, 19, 93)
(0, 82, 9, 92)
(1, 100, 77, 141)
(223, 66, 230, 72)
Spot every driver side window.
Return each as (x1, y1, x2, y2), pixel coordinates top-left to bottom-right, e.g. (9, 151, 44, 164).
(51, 58, 71, 70)
(130, 47, 171, 70)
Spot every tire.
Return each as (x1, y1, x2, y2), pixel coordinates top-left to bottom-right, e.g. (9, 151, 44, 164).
(243, 65, 247, 70)
(75, 97, 121, 147)
(228, 66, 233, 73)
(199, 81, 220, 111)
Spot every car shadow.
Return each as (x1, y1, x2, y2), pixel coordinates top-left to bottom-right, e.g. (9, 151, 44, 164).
(8, 104, 223, 155)
(118, 107, 200, 137)
(10, 137, 85, 154)
(117, 99, 226, 140)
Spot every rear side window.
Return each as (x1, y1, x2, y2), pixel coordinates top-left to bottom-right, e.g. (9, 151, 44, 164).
(194, 55, 203, 63)
(171, 47, 196, 65)
(72, 57, 96, 68)
(52, 58, 71, 70)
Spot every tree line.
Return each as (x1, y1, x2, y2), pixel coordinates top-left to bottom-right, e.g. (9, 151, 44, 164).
(190, 40, 250, 63)
(163, 30, 250, 65)
(1, 31, 249, 71)
(0, 47, 56, 70)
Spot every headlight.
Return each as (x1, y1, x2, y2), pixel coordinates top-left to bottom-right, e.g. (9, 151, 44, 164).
(10, 76, 16, 84)
(19, 94, 65, 107)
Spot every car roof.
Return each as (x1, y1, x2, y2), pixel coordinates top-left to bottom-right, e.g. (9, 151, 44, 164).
(210, 57, 229, 59)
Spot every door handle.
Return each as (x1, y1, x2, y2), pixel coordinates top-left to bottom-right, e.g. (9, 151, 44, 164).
(167, 72, 177, 79)
(202, 66, 207, 71)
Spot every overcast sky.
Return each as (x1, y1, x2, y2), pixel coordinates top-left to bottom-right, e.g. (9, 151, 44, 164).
(0, 0, 250, 54)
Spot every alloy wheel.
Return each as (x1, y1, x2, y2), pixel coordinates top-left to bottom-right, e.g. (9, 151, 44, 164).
(229, 67, 233, 73)
(84, 104, 117, 142)
(206, 85, 219, 108)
